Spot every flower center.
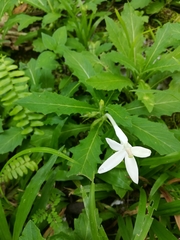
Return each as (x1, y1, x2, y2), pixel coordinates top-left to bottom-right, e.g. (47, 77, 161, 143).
(124, 144, 133, 158)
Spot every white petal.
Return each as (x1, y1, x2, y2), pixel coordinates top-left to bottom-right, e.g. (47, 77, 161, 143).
(106, 138, 123, 151)
(105, 113, 128, 143)
(105, 113, 118, 127)
(131, 146, 151, 158)
(114, 125, 128, 144)
(98, 151, 126, 174)
(124, 155, 139, 184)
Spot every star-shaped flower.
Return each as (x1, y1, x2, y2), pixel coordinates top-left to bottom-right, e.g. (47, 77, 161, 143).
(98, 113, 151, 184)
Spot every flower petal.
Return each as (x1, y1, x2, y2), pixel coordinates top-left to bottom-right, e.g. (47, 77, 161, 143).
(106, 138, 123, 151)
(98, 151, 126, 174)
(131, 146, 151, 158)
(114, 125, 128, 144)
(124, 155, 139, 184)
(106, 113, 128, 143)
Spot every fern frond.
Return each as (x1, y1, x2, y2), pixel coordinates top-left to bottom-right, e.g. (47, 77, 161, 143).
(0, 55, 44, 135)
(0, 56, 29, 106)
(0, 155, 38, 183)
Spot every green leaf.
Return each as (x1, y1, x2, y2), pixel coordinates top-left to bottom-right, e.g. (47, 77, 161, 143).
(131, 0, 151, 9)
(64, 50, 96, 82)
(156, 200, 180, 215)
(0, 200, 12, 240)
(134, 192, 160, 240)
(86, 72, 132, 91)
(53, 26, 67, 46)
(151, 219, 177, 240)
(126, 90, 180, 117)
(106, 104, 132, 128)
(106, 51, 138, 73)
(41, 33, 56, 51)
(74, 183, 108, 240)
(0, 127, 24, 154)
(19, 220, 45, 240)
(149, 173, 169, 198)
(132, 189, 147, 238)
(144, 45, 180, 74)
(131, 116, 180, 154)
(69, 125, 102, 180)
(136, 80, 154, 112)
(98, 168, 132, 198)
(23, 0, 50, 12)
(13, 154, 57, 240)
(17, 92, 97, 115)
(143, 23, 178, 71)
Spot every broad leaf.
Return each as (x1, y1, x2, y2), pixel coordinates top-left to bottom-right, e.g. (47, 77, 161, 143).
(131, 0, 151, 9)
(41, 33, 56, 51)
(0, 127, 24, 154)
(131, 116, 180, 154)
(126, 90, 180, 117)
(19, 220, 45, 240)
(64, 50, 96, 82)
(86, 72, 132, 91)
(69, 125, 102, 180)
(17, 92, 97, 115)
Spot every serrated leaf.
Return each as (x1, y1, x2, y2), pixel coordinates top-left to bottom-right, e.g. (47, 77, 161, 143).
(17, 92, 97, 115)
(19, 220, 45, 240)
(0, 127, 24, 154)
(144, 23, 178, 70)
(106, 104, 132, 128)
(64, 50, 96, 82)
(107, 51, 138, 73)
(131, 116, 180, 154)
(86, 72, 132, 91)
(69, 126, 102, 180)
(136, 80, 154, 112)
(106, 4, 146, 69)
(126, 90, 180, 117)
(144, 46, 180, 74)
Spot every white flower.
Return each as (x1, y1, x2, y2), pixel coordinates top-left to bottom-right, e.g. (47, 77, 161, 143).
(98, 113, 151, 184)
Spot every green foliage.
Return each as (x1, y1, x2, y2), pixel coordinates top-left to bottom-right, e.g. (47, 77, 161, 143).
(1, 1, 180, 239)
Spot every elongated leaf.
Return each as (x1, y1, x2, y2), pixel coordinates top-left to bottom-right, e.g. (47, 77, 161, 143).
(0, 127, 24, 154)
(23, 0, 50, 12)
(144, 23, 178, 70)
(144, 46, 180, 74)
(150, 173, 169, 198)
(151, 219, 177, 240)
(86, 72, 132, 91)
(126, 90, 180, 117)
(19, 220, 45, 240)
(0, 200, 12, 240)
(106, 51, 138, 73)
(132, 189, 147, 238)
(64, 50, 96, 82)
(17, 92, 97, 115)
(13, 154, 57, 240)
(131, 116, 180, 154)
(69, 125, 102, 180)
